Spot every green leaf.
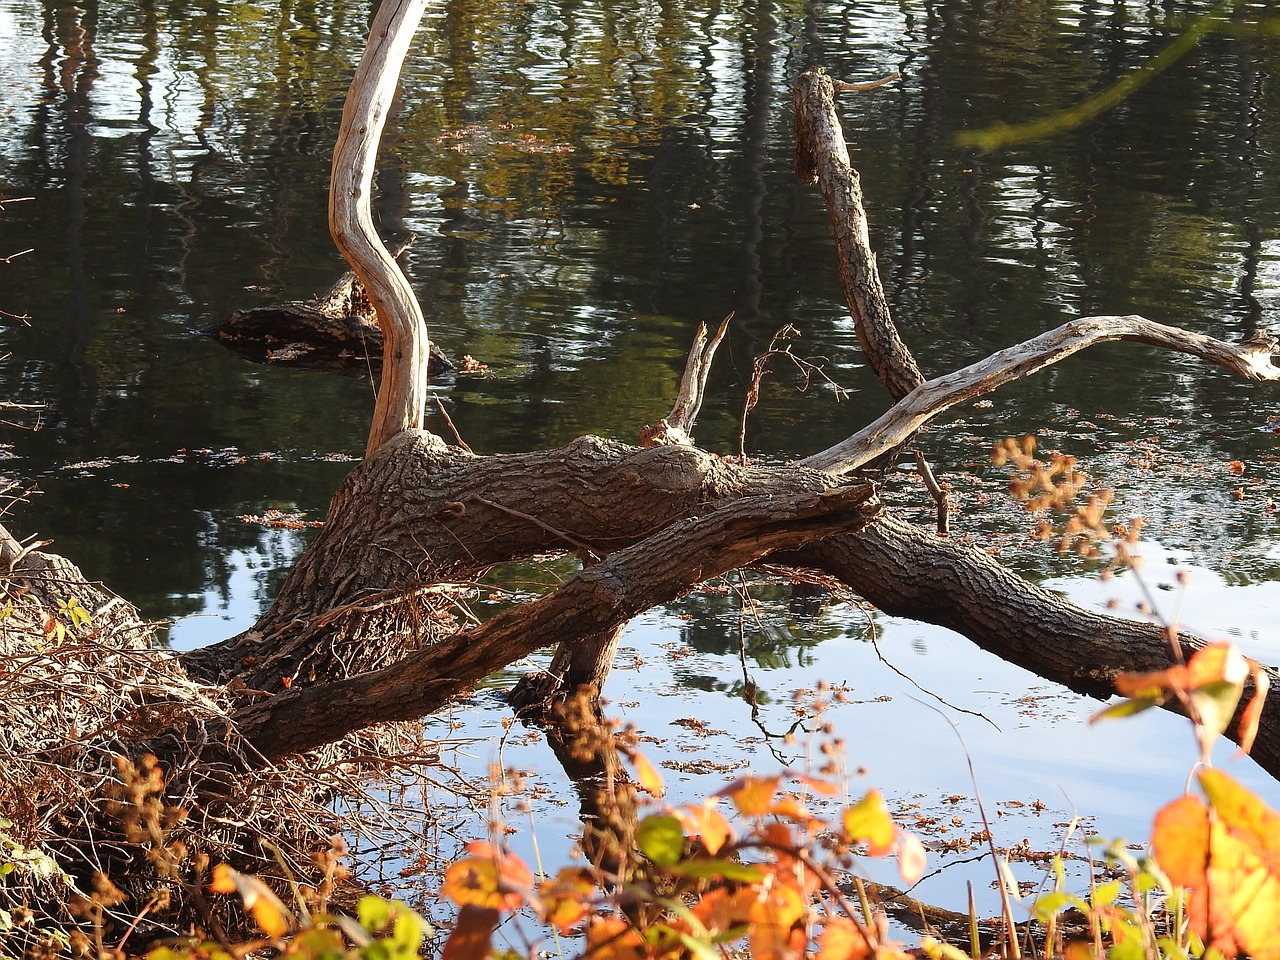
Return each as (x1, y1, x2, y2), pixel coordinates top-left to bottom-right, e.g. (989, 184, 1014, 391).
(667, 859, 765, 883)
(637, 814, 685, 868)
(1092, 878, 1121, 906)
(674, 930, 724, 960)
(357, 894, 395, 933)
(1091, 698, 1158, 723)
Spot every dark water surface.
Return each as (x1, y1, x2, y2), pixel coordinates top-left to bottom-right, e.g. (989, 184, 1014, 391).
(3, 0, 1280, 930)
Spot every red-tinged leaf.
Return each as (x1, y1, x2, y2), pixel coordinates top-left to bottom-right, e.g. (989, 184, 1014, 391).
(842, 790, 897, 856)
(441, 845, 533, 913)
(676, 800, 734, 856)
(1113, 667, 1185, 699)
(632, 750, 666, 798)
(815, 915, 873, 960)
(440, 904, 498, 960)
(719, 775, 782, 817)
(1200, 769, 1280, 864)
(897, 831, 927, 886)
(1153, 774, 1280, 959)
(1151, 794, 1211, 891)
(1186, 643, 1250, 689)
(1237, 663, 1270, 757)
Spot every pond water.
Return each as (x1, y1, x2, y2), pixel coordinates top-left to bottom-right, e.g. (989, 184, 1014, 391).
(3, 0, 1280, 938)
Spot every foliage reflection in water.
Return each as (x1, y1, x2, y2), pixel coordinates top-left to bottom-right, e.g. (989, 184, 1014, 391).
(2, 0, 1280, 930)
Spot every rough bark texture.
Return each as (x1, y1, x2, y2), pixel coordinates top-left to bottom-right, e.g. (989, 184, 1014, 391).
(229, 480, 880, 757)
(793, 68, 925, 400)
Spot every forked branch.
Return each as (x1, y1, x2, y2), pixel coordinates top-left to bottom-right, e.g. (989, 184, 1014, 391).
(801, 315, 1280, 475)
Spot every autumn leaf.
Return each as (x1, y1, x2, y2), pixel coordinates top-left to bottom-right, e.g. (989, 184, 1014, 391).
(719, 775, 782, 817)
(1102, 642, 1265, 762)
(842, 790, 897, 856)
(208, 863, 293, 940)
(675, 799, 735, 856)
(441, 841, 534, 913)
(747, 883, 807, 960)
(585, 916, 651, 960)
(538, 868, 596, 933)
(632, 750, 666, 798)
(815, 915, 873, 960)
(1152, 771, 1280, 959)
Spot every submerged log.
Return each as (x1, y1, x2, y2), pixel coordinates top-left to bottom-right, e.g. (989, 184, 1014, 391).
(205, 248, 452, 377)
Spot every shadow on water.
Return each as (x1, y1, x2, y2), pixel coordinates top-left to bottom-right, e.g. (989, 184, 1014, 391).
(2, 0, 1280, 929)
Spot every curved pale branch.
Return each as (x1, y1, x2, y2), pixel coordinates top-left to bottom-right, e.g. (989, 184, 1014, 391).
(329, 0, 432, 457)
(800, 316, 1280, 474)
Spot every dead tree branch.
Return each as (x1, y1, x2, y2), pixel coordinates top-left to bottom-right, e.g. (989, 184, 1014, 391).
(233, 483, 879, 758)
(329, 0, 434, 457)
(801, 314, 1280, 474)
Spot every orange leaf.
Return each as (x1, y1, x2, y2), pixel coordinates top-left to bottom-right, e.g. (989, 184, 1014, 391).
(538, 868, 595, 933)
(207, 863, 292, 939)
(748, 883, 807, 960)
(842, 790, 897, 856)
(585, 916, 649, 960)
(719, 775, 781, 817)
(441, 843, 534, 913)
(440, 904, 498, 960)
(793, 773, 841, 797)
(677, 800, 735, 856)
(1153, 774, 1280, 959)
(815, 915, 873, 960)
(1237, 662, 1270, 757)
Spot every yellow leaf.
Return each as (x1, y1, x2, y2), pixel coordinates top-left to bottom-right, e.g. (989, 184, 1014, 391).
(842, 790, 897, 857)
(632, 750, 666, 798)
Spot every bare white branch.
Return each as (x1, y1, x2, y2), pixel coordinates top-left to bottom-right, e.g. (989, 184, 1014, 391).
(800, 315, 1280, 474)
